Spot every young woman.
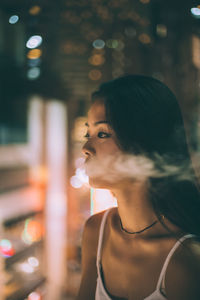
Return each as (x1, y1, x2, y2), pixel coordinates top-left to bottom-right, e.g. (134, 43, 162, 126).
(77, 75, 200, 300)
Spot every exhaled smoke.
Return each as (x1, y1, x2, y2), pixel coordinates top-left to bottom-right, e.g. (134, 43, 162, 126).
(83, 152, 194, 183)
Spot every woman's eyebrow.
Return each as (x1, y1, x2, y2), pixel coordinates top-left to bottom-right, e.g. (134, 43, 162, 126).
(85, 120, 109, 127)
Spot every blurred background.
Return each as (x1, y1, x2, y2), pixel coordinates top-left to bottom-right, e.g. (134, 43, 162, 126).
(0, 0, 200, 299)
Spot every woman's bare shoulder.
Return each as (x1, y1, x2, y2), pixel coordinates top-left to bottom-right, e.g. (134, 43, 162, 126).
(84, 207, 116, 233)
(165, 237, 200, 300)
(84, 209, 106, 232)
(82, 208, 115, 255)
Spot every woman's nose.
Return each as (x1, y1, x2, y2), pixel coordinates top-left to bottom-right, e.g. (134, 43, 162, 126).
(82, 141, 95, 157)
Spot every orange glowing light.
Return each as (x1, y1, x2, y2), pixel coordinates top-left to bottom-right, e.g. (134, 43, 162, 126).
(29, 6, 41, 15)
(88, 54, 105, 66)
(27, 49, 42, 59)
(29, 165, 48, 186)
(138, 33, 151, 44)
(192, 35, 200, 69)
(88, 69, 102, 81)
(27, 220, 43, 241)
(22, 219, 44, 244)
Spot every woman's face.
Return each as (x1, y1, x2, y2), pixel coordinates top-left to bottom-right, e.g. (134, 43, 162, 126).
(82, 100, 122, 188)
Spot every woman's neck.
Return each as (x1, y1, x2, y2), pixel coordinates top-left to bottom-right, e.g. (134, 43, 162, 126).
(111, 182, 183, 239)
(112, 182, 157, 233)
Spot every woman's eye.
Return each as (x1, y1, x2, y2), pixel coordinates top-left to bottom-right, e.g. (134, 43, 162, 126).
(84, 132, 111, 139)
(97, 132, 111, 138)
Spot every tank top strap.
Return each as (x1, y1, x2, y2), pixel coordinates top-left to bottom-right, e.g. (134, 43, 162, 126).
(156, 234, 196, 290)
(96, 208, 112, 270)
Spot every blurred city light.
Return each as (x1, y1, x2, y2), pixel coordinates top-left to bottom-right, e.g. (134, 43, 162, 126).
(19, 262, 34, 273)
(156, 24, 167, 38)
(191, 7, 200, 18)
(28, 292, 42, 300)
(9, 15, 19, 24)
(88, 54, 105, 66)
(22, 219, 43, 244)
(92, 39, 105, 49)
(0, 239, 15, 257)
(106, 39, 119, 48)
(192, 35, 200, 69)
(88, 69, 102, 80)
(27, 49, 42, 59)
(26, 35, 43, 49)
(27, 67, 41, 80)
(29, 6, 41, 15)
(28, 256, 39, 268)
(139, 33, 151, 44)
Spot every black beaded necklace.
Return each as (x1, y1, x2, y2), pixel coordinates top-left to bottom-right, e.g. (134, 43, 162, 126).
(119, 218, 158, 234)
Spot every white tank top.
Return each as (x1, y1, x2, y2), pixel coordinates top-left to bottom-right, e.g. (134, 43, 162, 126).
(95, 208, 195, 300)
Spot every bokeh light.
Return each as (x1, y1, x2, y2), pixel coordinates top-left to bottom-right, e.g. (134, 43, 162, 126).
(27, 67, 41, 80)
(28, 256, 39, 268)
(0, 239, 15, 257)
(106, 39, 119, 49)
(19, 262, 34, 273)
(29, 6, 41, 15)
(27, 49, 42, 59)
(26, 35, 43, 49)
(138, 33, 151, 44)
(191, 7, 200, 18)
(88, 69, 102, 80)
(28, 292, 42, 300)
(93, 39, 105, 49)
(156, 24, 167, 38)
(88, 54, 105, 66)
(22, 219, 43, 244)
(9, 15, 19, 24)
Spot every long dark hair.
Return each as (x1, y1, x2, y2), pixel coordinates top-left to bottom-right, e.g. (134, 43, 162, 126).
(92, 74, 200, 236)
